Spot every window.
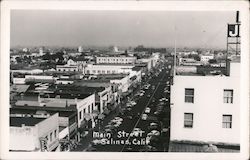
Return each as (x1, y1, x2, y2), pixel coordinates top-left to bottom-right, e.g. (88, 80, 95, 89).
(184, 113, 193, 128)
(98, 70, 101, 73)
(222, 115, 232, 128)
(185, 88, 194, 103)
(54, 130, 57, 138)
(88, 105, 90, 113)
(224, 89, 233, 103)
(83, 108, 86, 113)
(79, 111, 82, 120)
(50, 132, 53, 141)
(91, 105, 94, 112)
(93, 70, 96, 73)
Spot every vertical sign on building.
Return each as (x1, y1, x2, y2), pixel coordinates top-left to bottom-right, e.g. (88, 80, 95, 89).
(40, 137, 48, 152)
(226, 11, 241, 76)
(227, 11, 241, 57)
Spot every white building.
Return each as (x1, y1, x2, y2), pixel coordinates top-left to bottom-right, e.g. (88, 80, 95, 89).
(96, 56, 137, 64)
(15, 92, 96, 129)
(200, 54, 214, 64)
(56, 65, 79, 72)
(10, 113, 60, 152)
(83, 64, 135, 75)
(169, 61, 240, 151)
(78, 46, 83, 53)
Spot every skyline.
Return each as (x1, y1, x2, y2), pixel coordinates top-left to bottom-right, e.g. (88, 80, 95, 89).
(11, 10, 236, 49)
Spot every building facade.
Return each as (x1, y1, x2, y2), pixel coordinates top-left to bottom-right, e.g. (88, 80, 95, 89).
(10, 113, 60, 152)
(96, 56, 137, 64)
(169, 62, 240, 151)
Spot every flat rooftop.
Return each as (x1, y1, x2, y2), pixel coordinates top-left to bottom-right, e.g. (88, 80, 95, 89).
(97, 55, 136, 58)
(74, 80, 111, 87)
(92, 63, 134, 66)
(10, 117, 46, 127)
(95, 74, 128, 80)
(10, 107, 76, 117)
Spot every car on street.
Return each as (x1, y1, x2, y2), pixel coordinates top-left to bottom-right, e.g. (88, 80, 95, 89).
(147, 130, 160, 136)
(130, 101, 137, 106)
(91, 139, 101, 145)
(141, 114, 148, 120)
(145, 107, 151, 113)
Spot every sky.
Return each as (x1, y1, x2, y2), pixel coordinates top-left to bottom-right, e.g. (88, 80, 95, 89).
(10, 10, 236, 49)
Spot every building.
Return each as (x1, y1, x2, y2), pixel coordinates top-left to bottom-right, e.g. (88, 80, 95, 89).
(78, 46, 83, 53)
(56, 65, 79, 72)
(14, 84, 96, 130)
(73, 80, 115, 114)
(169, 60, 240, 152)
(83, 64, 135, 75)
(178, 58, 202, 66)
(96, 56, 137, 64)
(10, 107, 78, 151)
(10, 113, 60, 152)
(200, 54, 214, 64)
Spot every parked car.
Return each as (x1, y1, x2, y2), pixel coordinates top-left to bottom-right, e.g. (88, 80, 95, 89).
(147, 130, 160, 136)
(145, 107, 151, 113)
(141, 114, 148, 120)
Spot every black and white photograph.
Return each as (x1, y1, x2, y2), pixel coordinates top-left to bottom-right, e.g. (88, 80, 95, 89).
(0, 1, 249, 160)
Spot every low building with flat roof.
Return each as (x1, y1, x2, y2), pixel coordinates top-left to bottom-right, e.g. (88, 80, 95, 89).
(96, 56, 137, 64)
(10, 107, 78, 151)
(10, 113, 59, 152)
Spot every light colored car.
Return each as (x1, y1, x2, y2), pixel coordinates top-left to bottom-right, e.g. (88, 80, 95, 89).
(141, 114, 148, 120)
(150, 122, 158, 126)
(149, 130, 160, 136)
(92, 139, 101, 145)
(114, 117, 123, 121)
(145, 107, 151, 113)
(130, 101, 137, 106)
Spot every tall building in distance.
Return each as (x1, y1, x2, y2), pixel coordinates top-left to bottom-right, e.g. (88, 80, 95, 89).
(78, 46, 83, 53)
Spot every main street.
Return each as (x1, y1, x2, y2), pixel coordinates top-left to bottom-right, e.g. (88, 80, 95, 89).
(75, 57, 173, 152)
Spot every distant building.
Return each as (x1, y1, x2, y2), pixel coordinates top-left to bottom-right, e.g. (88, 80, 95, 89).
(39, 48, 45, 56)
(10, 113, 60, 152)
(96, 56, 137, 64)
(169, 60, 240, 152)
(200, 54, 214, 64)
(179, 58, 201, 66)
(83, 64, 135, 75)
(78, 46, 83, 53)
(56, 65, 79, 72)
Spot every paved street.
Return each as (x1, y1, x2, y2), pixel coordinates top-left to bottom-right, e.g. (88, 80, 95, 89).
(73, 59, 173, 152)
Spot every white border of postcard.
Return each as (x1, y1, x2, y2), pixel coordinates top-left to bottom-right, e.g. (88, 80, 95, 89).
(1, 1, 249, 160)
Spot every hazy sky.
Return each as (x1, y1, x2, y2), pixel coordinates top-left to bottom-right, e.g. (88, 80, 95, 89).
(11, 10, 236, 49)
